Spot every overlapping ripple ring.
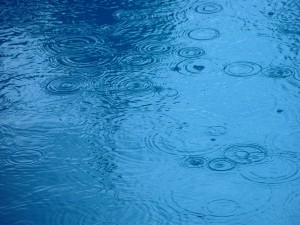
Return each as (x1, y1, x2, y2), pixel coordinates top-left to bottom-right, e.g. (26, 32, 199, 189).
(177, 47, 205, 58)
(42, 35, 105, 55)
(241, 156, 300, 184)
(100, 74, 155, 96)
(224, 61, 262, 77)
(45, 76, 85, 95)
(151, 9, 189, 24)
(43, 24, 93, 37)
(145, 123, 223, 156)
(224, 144, 267, 164)
(52, 48, 115, 68)
(207, 199, 238, 217)
(188, 28, 220, 40)
(195, 2, 223, 14)
(263, 66, 298, 79)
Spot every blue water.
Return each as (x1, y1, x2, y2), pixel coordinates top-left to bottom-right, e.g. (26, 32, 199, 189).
(1, 0, 300, 224)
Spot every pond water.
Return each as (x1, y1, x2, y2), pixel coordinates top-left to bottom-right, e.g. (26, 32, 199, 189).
(0, 0, 300, 224)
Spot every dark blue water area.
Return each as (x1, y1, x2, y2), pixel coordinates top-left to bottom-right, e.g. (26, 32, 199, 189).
(0, 0, 300, 224)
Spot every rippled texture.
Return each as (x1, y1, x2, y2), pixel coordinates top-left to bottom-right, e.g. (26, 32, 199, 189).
(1, 0, 300, 224)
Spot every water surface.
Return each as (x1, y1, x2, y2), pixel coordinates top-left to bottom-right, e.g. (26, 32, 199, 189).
(1, 0, 300, 224)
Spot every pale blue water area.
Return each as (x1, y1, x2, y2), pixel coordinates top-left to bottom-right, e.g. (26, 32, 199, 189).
(0, 0, 300, 224)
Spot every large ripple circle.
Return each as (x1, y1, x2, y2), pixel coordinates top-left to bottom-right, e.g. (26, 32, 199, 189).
(241, 156, 300, 184)
(224, 61, 262, 77)
(4, 149, 45, 166)
(51, 48, 114, 68)
(42, 35, 104, 55)
(195, 2, 223, 14)
(145, 123, 223, 156)
(99, 74, 155, 96)
(170, 177, 272, 219)
(188, 28, 220, 40)
(45, 77, 84, 95)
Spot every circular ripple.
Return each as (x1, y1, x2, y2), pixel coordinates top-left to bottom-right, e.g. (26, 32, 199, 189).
(51, 48, 114, 68)
(100, 74, 155, 96)
(96, 72, 177, 110)
(205, 126, 227, 136)
(208, 158, 236, 171)
(195, 2, 223, 14)
(224, 144, 267, 164)
(207, 199, 238, 217)
(4, 149, 45, 166)
(45, 76, 84, 95)
(241, 156, 300, 184)
(177, 47, 205, 58)
(119, 54, 158, 68)
(146, 122, 224, 156)
(42, 35, 104, 55)
(172, 58, 217, 76)
(263, 66, 298, 79)
(170, 177, 272, 219)
(188, 28, 220, 40)
(136, 41, 174, 55)
(180, 156, 207, 168)
(224, 61, 262, 77)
